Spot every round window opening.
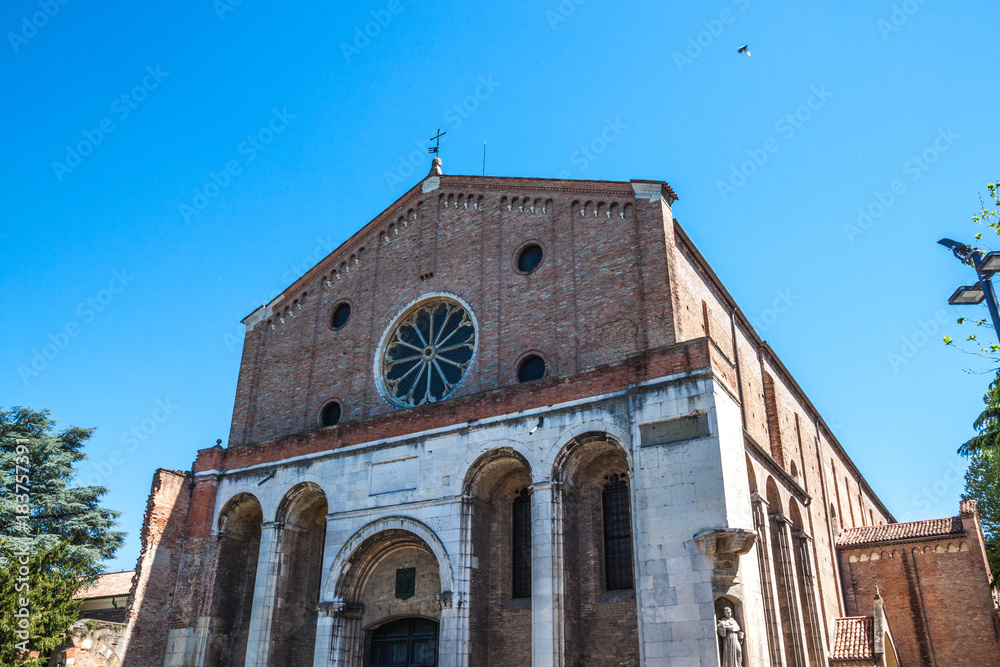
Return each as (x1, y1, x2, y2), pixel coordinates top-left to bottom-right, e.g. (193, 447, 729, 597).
(516, 244, 543, 273)
(517, 354, 546, 383)
(320, 401, 342, 427)
(330, 302, 351, 329)
(379, 297, 477, 408)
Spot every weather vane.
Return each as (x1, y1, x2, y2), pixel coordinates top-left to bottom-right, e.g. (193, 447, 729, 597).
(428, 128, 446, 155)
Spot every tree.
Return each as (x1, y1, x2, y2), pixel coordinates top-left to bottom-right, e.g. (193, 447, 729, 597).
(0, 542, 90, 666)
(943, 181, 1000, 361)
(958, 370, 1000, 457)
(963, 448, 1000, 582)
(0, 406, 125, 575)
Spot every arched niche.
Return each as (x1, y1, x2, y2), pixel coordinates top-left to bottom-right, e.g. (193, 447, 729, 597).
(267, 482, 328, 666)
(209, 493, 263, 667)
(553, 431, 639, 667)
(463, 448, 533, 666)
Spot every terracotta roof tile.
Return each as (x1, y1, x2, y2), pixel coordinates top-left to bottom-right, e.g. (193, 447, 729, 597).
(74, 570, 134, 600)
(831, 616, 873, 660)
(836, 516, 963, 547)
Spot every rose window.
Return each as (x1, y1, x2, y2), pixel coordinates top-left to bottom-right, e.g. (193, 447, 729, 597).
(379, 297, 476, 408)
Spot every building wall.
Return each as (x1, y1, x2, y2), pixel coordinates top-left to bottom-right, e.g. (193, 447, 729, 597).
(838, 502, 1000, 667)
(228, 178, 678, 447)
(126, 175, 914, 666)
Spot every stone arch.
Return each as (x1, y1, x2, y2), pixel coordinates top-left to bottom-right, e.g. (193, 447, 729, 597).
(459, 442, 536, 495)
(208, 492, 263, 667)
(326, 517, 451, 665)
(462, 448, 534, 666)
(551, 427, 632, 484)
(553, 430, 639, 666)
(267, 482, 328, 666)
(328, 516, 454, 601)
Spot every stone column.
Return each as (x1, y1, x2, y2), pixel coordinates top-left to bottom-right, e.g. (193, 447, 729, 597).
(327, 602, 364, 667)
(244, 521, 283, 667)
(437, 590, 467, 667)
(752, 494, 786, 667)
(794, 531, 827, 667)
(771, 513, 809, 667)
(312, 602, 336, 667)
(530, 480, 566, 667)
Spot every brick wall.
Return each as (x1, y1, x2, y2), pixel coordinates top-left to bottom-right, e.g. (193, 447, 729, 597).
(838, 503, 1000, 666)
(228, 177, 678, 448)
(122, 469, 192, 667)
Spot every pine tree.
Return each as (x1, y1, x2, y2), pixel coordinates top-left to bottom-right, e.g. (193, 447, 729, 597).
(0, 406, 125, 575)
(0, 542, 90, 666)
(963, 448, 1000, 581)
(958, 371, 1000, 457)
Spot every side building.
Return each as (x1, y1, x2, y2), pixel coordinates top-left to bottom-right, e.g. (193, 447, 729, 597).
(117, 160, 999, 666)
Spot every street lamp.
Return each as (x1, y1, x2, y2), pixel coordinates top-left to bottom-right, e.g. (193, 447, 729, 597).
(938, 238, 1000, 343)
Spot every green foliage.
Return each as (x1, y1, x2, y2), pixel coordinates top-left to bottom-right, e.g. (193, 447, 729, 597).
(959, 371, 1000, 457)
(0, 541, 89, 666)
(944, 181, 1000, 359)
(964, 449, 1000, 582)
(0, 407, 125, 577)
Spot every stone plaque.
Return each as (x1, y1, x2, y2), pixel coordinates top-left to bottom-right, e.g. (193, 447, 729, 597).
(640, 412, 710, 447)
(369, 456, 418, 495)
(395, 567, 416, 600)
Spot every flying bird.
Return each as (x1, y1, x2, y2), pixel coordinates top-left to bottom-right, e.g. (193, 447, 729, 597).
(737, 44, 751, 57)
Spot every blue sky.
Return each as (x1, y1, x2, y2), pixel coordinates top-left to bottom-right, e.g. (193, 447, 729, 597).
(2, 0, 997, 571)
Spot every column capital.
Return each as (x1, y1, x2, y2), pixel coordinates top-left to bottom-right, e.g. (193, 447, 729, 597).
(318, 599, 364, 619)
(769, 512, 793, 526)
(437, 590, 464, 608)
(751, 491, 768, 506)
(261, 521, 284, 531)
(792, 529, 813, 542)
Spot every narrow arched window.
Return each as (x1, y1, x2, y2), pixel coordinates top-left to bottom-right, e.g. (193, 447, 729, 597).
(603, 474, 634, 590)
(512, 487, 532, 598)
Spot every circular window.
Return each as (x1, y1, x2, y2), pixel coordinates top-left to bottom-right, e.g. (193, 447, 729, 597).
(517, 354, 546, 383)
(516, 244, 543, 273)
(378, 296, 477, 408)
(330, 302, 351, 329)
(320, 401, 341, 427)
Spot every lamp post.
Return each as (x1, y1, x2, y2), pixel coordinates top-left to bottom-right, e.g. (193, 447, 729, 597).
(938, 238, 1000, 345)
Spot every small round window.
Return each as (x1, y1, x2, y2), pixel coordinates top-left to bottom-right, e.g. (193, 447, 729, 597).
(516, 244, 543, 273)
(330, 302, 351, 329)
(517, 354, 546, 383)
(320, 401, 342, 427)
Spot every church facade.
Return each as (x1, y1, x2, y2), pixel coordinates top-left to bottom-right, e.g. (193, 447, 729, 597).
(117, 161, 1000, 666)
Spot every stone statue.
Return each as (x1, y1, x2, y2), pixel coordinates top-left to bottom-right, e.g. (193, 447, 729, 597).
(717, 606, 744, 667)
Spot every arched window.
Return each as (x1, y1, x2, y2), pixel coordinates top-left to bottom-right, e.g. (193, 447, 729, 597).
(512, 488, 532, 598)
(602, 474, 634, 590)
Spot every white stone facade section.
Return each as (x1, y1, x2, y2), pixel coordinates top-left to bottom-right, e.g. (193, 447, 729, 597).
(203, 367, 768, 666)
